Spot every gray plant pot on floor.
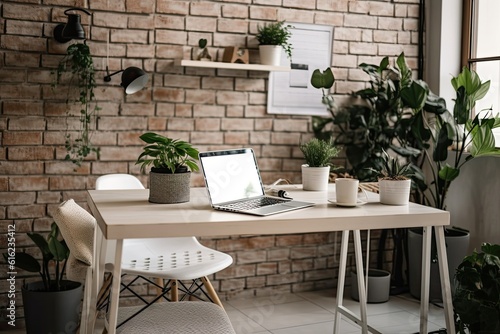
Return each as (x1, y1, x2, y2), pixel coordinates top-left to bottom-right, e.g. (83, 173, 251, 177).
(22, 280, 82, 334)
(407, 227, 470, 302)
(351, 269, 391, 303)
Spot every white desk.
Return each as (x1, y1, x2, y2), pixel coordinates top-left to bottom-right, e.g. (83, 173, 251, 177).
(86, 185, 455, 334)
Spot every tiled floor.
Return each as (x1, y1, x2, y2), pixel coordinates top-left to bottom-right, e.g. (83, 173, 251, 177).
(223, 289, 447, 334)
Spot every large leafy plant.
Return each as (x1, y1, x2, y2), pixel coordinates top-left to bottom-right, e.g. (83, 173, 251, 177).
(256, 20, 293, 60)
(311, 53, 425, 182)
(453, 243, 500, 334)
(53, 43, 100, 166)
(136, 132, 200, 173)
(4, 223, 69, 291)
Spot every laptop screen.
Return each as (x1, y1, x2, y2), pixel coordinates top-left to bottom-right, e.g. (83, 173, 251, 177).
(199, 148, 265, 205)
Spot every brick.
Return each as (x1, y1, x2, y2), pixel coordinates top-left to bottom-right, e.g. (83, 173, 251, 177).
(249, 7, 277, 20)
(98, 117, 148, 130)
(193, 105, 225, 118)
(218, 19, 248, 34)
(216, 91, 247, 105)
(126, 0, 155, 13)
(45, 162, 90, 175)
(93, 13, 128, 29)
(3, 4, 50, 21)
(250, 131, 270, 144)
(378, 17, 403, 31)
(1, 35, 46, 52)
(195, 118, 221, 131)
(117, 132, 143, 146)
(370, 2, 394, 16)
(190, 2, 221, 17)
(213, 33, 247, 48)
(273, 119, 308, 132)
(157, 0, 189, 15)
(156, 30, 188, 45)
(224, 132, 249, 144)
(226, 106, 244, 117)
(186, 17, 217, 33)
(127, 44, 155, 58)
(222, 4, 249, 19)
(292, 259, 314, 272)
(202, 77, 234, 90)
(0, 161, 43, 174)
(167, 118, 194, 131)
(5, 52, 39, 68)
(3, 132, 42, 145)
(344, 13, 377, 29)
(37, 191, 62, 204)
(165, 74, 200, 89)
(221, 118, 253, 130)
(99, 146, 142, 162)
(271, 132, 301, 145)
(0, 84, 40, 100)
(349, 42, 378, 55)
(9, 176, 49, 191)
(317, 0, 349, 11)
(334, 27, 362, 41)
(7, 205, 45, 219)
(237, 250, 267, 264)
(235, 78, 265, 91)
(153, 87, 185, 102)
(8, 146, 54, 160)
(0, 192, 36, 205)
(267, 272, 301, 285)
(91, 162, 129, 175)
(185, 90, 216, 104)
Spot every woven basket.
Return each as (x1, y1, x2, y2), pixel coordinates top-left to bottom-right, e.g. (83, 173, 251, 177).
(149, 171, 191, 204)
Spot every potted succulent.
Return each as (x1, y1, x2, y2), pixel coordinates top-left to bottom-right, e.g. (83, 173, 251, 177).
(4, 222, 82, 334)
(255, 20, 293, 66)
(453, 243, 500, 334)
(299, 137, 340, 191)
(372, 150, 415, 206)
(136, 132, 200, 204)
(52, 43, 100, 166)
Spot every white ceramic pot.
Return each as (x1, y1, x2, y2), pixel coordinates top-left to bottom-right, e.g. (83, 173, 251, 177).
(379, 179, 411, 205)
(301, 164, 330, 191)
(259, 45, 282, 66)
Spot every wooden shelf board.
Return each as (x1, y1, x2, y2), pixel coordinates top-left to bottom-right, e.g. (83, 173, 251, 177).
(175, 59, 290, 72)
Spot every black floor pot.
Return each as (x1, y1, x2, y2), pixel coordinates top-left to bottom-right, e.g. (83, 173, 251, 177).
(407, 227, 469, 302)
(22, 280, 82, 334)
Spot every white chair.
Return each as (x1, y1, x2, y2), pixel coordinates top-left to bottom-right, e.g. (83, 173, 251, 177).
(53, 199, 236, 334)
(95, 174, 233, 320)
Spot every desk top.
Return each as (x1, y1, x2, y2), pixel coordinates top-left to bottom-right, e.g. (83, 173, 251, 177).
(87, 184, 449, 240)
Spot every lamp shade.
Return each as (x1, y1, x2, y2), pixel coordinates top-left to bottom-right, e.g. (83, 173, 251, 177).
(62, 14, 86, 40)
(121, 67, 149, 95)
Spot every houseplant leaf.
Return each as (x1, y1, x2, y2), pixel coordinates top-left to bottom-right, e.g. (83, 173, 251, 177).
(310, 68, 335, 89)
(5, 252, 41, 273)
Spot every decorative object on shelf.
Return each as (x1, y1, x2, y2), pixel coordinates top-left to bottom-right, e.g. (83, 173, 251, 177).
(299, 137, 339, 191)
(3, 222, 82, 334)
(136, 132, 200, 204)
(222, 47, 249, 64)
(103, 31, 148, 94)
(52, 43, 100, 166)
(256, 20, 293, 66)
(370, 150, 414, 206)
(453, 243, 500, 334)
(196, 38, 212, 61)
(53, 7, 91, 43)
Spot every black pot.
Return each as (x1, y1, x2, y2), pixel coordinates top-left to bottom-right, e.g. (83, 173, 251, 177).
(407, 227, 469, 302)
(22, 280, 82, 334)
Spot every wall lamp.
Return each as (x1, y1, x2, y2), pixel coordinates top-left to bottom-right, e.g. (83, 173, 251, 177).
(54, 8, 91, 43)
(104, 66, 149, 95)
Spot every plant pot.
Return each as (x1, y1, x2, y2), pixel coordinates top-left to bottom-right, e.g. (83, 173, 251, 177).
(22, 280, 82, 334)
(351, 269, 391, 303)
(149, 170, 191, 204)
(408, 227, 470, 302)
(379, 179, 411, 205)
(259, 45, 282, 66)
(301, 165, 330, 191)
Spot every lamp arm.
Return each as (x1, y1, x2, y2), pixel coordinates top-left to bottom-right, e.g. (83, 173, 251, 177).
(103, 67, 124, 82)
(64, 7, 92, 16)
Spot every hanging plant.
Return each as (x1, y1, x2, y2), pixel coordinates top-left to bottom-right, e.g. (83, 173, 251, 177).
(52, 43, 100, 166)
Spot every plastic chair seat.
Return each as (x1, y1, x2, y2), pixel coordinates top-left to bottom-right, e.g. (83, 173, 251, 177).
(121, 237, 233, 280)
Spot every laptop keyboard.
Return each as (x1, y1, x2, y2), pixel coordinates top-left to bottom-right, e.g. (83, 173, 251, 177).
(225, 197, 286, 211)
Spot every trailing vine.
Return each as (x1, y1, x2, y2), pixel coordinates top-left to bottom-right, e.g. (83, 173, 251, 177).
(52, 43, 100, 166)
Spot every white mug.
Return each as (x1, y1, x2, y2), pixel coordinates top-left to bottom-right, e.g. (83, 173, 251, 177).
(335, 178, 359, 205)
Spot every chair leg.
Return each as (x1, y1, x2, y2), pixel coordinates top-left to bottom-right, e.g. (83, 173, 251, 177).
(170, 279, 178, 301)
(155, 277, 163, 301)
(201, 276, 224, 309)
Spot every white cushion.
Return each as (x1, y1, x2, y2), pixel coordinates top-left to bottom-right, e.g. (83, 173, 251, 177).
(53, 199, 95, 266)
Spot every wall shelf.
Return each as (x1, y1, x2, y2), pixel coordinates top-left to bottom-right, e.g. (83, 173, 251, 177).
(175, 59, 290, 72)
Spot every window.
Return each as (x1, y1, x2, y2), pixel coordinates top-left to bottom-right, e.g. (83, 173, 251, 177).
(462, 0, 500, 147)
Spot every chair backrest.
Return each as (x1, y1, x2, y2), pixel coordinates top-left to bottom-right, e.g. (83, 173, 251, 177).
(96, 174, 145, 190)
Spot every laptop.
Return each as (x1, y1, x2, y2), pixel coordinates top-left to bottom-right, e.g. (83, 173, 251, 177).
(199, 148, 314, 216)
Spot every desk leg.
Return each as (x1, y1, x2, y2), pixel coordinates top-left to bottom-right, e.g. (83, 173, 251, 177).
(333, 230, 349, 334)
(419, 226, 431, 334)
(107, 239, 123, 334)
(435, 226, 455, 333)
(353, 230, 368, 334)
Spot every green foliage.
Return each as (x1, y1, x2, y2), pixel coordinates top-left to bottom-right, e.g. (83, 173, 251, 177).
(256, 20, 293, 59)
(198, 38, 207, 49)
(312, 53, 500, 210)
(299, 138, 340, 168)
(453, 243, 500, 334)
(3, 223, 69, 292)
(53, 43, 100, 166)
(136, 132, 200, 173)
(371, 150, 415, 181)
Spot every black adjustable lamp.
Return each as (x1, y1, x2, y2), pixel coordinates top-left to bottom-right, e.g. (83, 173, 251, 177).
(104, 66, 149, 95)
(54, 8, 91, 43)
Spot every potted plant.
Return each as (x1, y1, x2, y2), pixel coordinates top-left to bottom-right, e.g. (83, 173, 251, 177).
(372, 150, 415, 205)
(453, 243, 500, 334)
(136, 132, 200, 204)
(299, 137, 340, 191)
(255, 20, 293, 66)
(4, 222, 82, 334)
(52, 43, 100, 166)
